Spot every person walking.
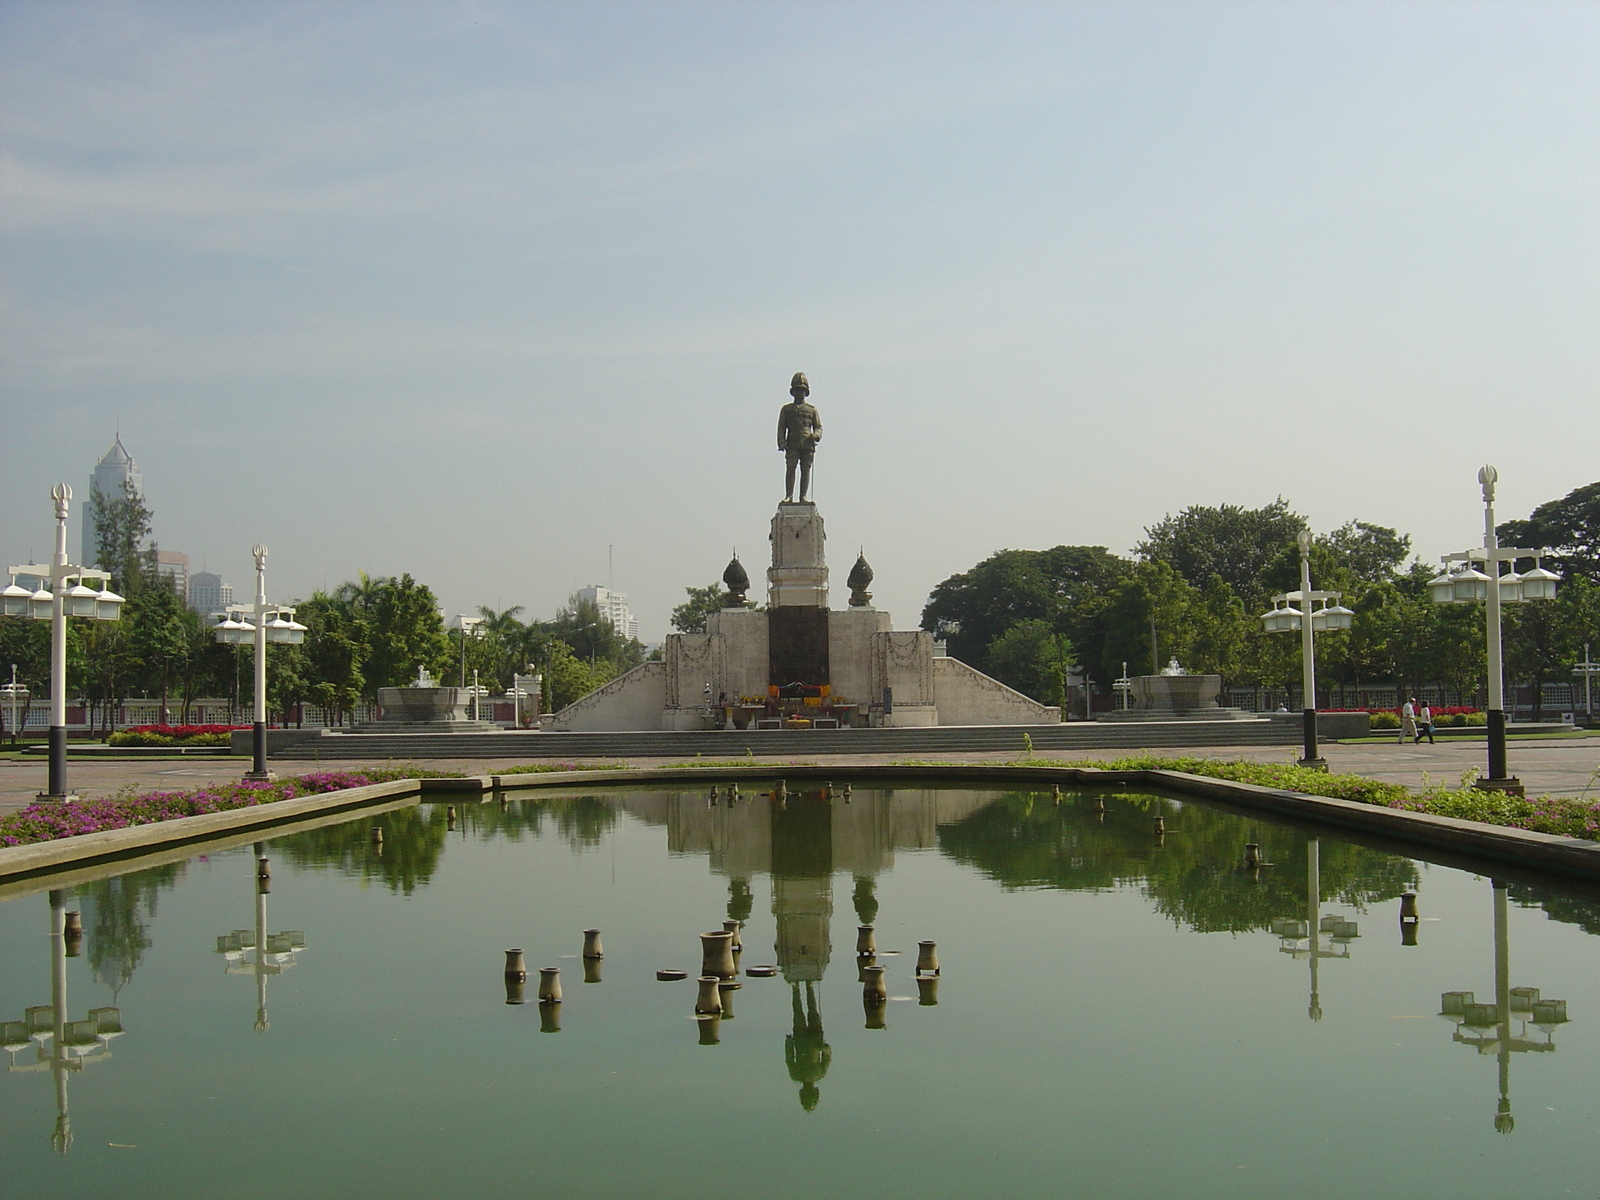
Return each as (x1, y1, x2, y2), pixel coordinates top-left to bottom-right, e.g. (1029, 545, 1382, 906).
(1399, 697, 1418, 744)
(1415, 701, 1435, 744)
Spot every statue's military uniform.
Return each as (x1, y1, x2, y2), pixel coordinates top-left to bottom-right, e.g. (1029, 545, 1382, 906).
(777, 371, 823, 502)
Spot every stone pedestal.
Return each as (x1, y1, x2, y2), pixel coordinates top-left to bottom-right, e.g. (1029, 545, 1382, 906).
(1099, 673, 1253, 722)
(768, 504, 828, 607)
(363, 687, 500, 732)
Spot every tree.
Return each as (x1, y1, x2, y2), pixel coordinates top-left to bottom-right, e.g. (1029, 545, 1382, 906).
(363, 574, 450, 697)
(1498, 480, 1600, 584)
(1136, 499, 1306, 609)
(0, 617, 49, 743)
(985, 619, 1073, 705)
(1318, 521, 1411, 583)
(90, 477, 154, 592)
(671, 584, 728, 635)
(299, 592, 367, 727)
(544, 640, 615, 711)
(126, 579, 191, 724)
(920, 546, 1131, 675)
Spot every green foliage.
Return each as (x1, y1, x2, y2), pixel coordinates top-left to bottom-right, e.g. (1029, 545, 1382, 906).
(1498, 479, 1600, 584)
(363, 574, 450, 695)
(1136, 498, 1306, 609)
(986, 619, 1073, 704)
(90, 477, 154, 593)
(1319, 521, 1411, 582)
(921, 545, 1130, 675)
(671, 584, 729, 634)
(544, 640, 617, 711)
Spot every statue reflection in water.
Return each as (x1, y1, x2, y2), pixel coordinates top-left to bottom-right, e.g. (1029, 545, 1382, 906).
(633, 783, 986, 1111)
(214, 842, 305, 1032)
(1, 890, 125, 1154)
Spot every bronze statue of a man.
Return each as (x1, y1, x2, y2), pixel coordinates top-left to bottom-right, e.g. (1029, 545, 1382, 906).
(777, 371, 823, 503)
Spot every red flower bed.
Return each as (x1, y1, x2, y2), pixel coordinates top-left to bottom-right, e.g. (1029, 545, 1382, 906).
(124, 724, 252, 738)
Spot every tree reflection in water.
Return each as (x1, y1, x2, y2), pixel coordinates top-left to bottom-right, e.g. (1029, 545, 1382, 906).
(276, 794, 619, 894)
(936, 791, 1419, 934)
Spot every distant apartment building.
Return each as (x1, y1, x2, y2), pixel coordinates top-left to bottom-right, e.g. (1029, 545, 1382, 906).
(577, 586, 639, 641)
(189, 571, 233, 615)
(83, 435, 145, 565)
(156, 550, 189, 600)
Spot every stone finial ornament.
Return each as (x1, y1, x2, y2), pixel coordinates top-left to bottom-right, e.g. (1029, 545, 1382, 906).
(847, 552, 874, 607)
(722, 554, 750, 607)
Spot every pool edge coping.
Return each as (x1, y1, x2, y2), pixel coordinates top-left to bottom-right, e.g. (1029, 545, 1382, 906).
(2, 763, 1596, 891)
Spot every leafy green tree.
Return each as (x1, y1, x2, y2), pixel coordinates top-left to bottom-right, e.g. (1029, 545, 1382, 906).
(1318, 521, 1411, 582)
(363, 574, 450, 697)
(0, 617, 49, 742)
(921, 546, 1131, 675)
(1090, 560, 1204, 680)
(1137, 499, 1306, 609)
(299, 592, 367, 726)
(126, 579, 191, 724)
(90, 477, 154, 592)
(986, 619, 1074, 704)
(671, 584, 728, 634)
(544, 639, 616, 710)
(1498, 480, 1600, 584)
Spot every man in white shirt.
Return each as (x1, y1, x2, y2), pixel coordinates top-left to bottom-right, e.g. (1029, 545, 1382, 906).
(1399, 698, 1417, 744)
(1414, 702, 1435, 744)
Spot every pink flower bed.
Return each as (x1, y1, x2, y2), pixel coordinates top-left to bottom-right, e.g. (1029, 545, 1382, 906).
(0, 768, 433, 847)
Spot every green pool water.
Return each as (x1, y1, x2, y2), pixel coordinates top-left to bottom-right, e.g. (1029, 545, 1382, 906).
(2, 784, 1596, 1199)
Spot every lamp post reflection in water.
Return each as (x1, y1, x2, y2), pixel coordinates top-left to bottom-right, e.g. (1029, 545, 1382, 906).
(1439, 879, 1572, 1134)
(1269, 839, 1358, 1021)
(0, 890, 125, 1154)
(215, 843, 306, 1031)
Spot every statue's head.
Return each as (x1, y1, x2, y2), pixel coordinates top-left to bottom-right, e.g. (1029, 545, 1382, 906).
(790, 371, 809, 398)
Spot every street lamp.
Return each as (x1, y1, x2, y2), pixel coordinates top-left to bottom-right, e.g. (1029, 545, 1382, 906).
(215, 842, 306, 1032)
(1259, 529, 1353, 769)
(5, 484, 125, 800)
(2, 666, 28, 747)
(1429, 466, 1561, 795)
(1574, 644, 1597, 723)
(451, 615, 484, 718)
(212, 546, 305, 782)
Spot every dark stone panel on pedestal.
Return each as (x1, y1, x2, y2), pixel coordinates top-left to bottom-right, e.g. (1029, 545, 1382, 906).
(768, 608, 830, 688)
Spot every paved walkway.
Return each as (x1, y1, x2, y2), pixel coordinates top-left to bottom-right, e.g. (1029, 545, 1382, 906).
(3, 735, 1597, 816)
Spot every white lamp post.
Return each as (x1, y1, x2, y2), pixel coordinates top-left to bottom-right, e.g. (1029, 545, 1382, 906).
(6, 484, 125, 800)
(1573, 644, 1597, 723)
(212, 546, 306, 781)
(1430, 467, 1560, 795)
(1259, 529, 1353, 769)
(2, 666, 28, 747)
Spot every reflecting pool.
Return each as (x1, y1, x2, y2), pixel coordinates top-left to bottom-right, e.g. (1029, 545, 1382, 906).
(2, 784, 1597, 1198)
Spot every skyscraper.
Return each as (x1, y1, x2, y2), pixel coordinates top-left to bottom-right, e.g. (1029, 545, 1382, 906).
(189, 571, 233, 615)
(83, 435, 144, 567)
(577, 586, 639, 641)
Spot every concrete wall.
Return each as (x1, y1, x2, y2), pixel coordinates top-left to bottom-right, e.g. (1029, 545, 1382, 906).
(548, 661, 666, 731)
(665, 634, 723, 709)
(707, 608, 768, 701)
(933, 657, 1061, 725)
(828, 608, 889, 707)
(1268, 710, 1372, 739)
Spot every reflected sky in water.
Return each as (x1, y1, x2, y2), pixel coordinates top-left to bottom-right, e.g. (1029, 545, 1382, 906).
(2, 784, 1598, 1199)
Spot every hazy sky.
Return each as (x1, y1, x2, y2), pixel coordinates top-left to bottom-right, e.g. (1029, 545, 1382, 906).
(3, 1, 1596, 641)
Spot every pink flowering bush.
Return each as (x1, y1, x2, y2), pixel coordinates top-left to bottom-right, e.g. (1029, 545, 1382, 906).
(0, 766, 453, 847)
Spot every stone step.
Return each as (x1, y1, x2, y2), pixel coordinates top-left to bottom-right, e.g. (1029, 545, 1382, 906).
(274, 721, 1300, 760)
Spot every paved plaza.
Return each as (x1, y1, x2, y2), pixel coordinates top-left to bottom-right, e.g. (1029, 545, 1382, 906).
(3, 734, 1597, 818)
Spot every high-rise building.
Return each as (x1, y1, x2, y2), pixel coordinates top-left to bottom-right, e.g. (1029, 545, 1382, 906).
(577, 586, 639, 641)
(156, 550, 189, 601)
(189, 571, 233, 615)
(83, 435, 144, 566)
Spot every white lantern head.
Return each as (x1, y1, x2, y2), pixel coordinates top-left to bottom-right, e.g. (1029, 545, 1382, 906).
(265, 615, 306, 644)
(213, 615, 253, 645)
(1427, 567, 1455, 605)
(1315, 602, 1354, 632)
(28, 587, 54, 621)
(1, 582, 31, 618)
(1495, 570, 1524, 603)
(65, 582, 99, 618)
(94, 587, 125, 621)
(1260, 603, 1302, 634)
(1450, 564, 1490, 603)
(1519, 561, 1560, 601)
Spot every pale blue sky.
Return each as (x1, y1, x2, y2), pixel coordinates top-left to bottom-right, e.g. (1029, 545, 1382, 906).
(3, 1, 1596, 640)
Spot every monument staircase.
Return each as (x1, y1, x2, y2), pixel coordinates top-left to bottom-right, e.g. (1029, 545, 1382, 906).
(271, 719, 1300, 762)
